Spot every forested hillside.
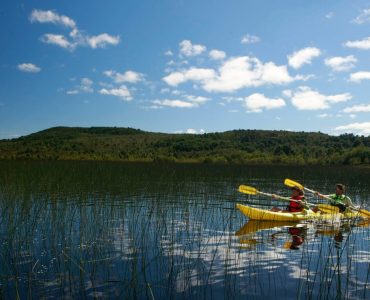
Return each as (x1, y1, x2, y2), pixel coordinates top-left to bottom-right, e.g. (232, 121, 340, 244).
(0, 127, 369, 165)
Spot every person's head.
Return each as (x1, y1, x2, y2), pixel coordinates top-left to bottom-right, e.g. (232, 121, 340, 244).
(335, 184, 346, 195)
(291, 186, 304, 197)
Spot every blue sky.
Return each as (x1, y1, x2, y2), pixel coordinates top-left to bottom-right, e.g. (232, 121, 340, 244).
(1, 0, 370, 139)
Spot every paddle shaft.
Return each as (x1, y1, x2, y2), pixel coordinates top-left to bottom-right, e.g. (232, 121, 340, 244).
(256, 191, 307, 205)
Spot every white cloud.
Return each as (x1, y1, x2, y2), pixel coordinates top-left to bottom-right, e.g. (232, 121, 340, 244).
(40, 34, 75, 50)
(344, 37, 370, 50)
(244, 93, 286, 113)
(343, 104, 370, 113)
(103, 70, 144, 83)
(30, 9, 119, 51)
(151, 94, 209, 109)
(67, 90, 79, 95)
(317, 113, 331, 118)
(202, 57, 296, 92)
(352, 8, 370, 24)
(29, 9, 76, 28)
(241, 34, 261, 44)
(288, 47, 321, 69)
(99, 85, 132, 101)
(152, 99, 197, 108)
(80, 77, 93, 93)
(186, 128, 205, 134)
(163, 67, 216, 86)
(165, 50, 173, 56)
(163, 56, 299, 93)
(17, 63, 41, 73)
(324, 55, 357, 72)
(209, 49, 226, 60)
(349, 71, 370, 82)
(87, 34, 120, 49)
(290, 86, 352, 110)
(184, 95, 209, 104)
(174, 129, 205, 134)
(67, 77, 94, 94)
(335, 122, 370, 135)
(179, 40, 206, 57)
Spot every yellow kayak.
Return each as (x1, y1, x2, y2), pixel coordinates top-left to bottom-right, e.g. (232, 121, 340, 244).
(236, 203, 360, 221)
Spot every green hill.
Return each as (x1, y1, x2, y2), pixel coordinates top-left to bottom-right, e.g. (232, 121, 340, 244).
(0, 126, 369, 165)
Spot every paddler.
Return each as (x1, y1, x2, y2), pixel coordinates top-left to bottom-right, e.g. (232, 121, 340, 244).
(271, 186, 306, 212)
(316, 183, 353, 212)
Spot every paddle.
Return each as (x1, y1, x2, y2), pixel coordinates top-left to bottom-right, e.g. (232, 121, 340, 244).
(284, 179, 339, 213)
(238, 185, 311, 207)
(284, 178, 370, 218)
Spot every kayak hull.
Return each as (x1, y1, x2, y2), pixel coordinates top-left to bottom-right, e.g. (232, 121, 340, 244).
(236, 203, 360, 221)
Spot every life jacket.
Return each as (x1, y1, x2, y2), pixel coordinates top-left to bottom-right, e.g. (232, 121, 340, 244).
(287, 195, 304, 212)
(329, 194, 349, 212)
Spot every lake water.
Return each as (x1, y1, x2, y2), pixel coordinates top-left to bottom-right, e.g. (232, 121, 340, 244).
(0, 161, 369, 299)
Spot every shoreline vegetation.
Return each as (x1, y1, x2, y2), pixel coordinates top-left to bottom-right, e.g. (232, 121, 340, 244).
(0, 126, 369, 165)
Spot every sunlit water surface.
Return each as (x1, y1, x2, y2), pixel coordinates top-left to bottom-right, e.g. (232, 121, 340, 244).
(0, 161, 369, 299)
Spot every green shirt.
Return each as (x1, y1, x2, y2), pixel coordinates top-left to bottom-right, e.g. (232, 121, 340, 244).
(328, 194, 353, 206)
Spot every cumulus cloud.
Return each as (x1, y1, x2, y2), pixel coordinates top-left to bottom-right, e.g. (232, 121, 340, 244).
(163, 56, 300, 93)
(151, 94, 209, 109)
(30, 9, 119, 51)
(67, 77, 94, 94)
(244, 93, 286, 113)
(17, 63, 41, 73)
(290, 86, 352, 110)
(30, 9, 76, 28)
(99, 85, 132, 101)
(335, 122, 370, 135)
(152, 99, 197, 108)
(163, 67, 216, 86)
(352, 8, 370, 24)
(349, 71, 370, 82)
(165, 50, 173, 56)
(174, 129, 205, 134)
(179, 40, 206, 57)
(288, 47, 321, 69)
(344, 37, 370, 50)
(241, 34, 261, 44)
(40, 34, 75, 50)
(343, 104, 370, 113)
(209, 49, 226, 60)
(103, 70, 144, 83)
(324, 55, 357, 72)
(87, 34, 120, 49)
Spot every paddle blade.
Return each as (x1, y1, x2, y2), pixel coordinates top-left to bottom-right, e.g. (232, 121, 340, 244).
(239, 185, 258, 195)
(284, 178, 304, 190)
(358, 209, 370, 218)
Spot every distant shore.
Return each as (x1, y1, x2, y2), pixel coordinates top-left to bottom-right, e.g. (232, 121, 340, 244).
(0, 126, 369, 166)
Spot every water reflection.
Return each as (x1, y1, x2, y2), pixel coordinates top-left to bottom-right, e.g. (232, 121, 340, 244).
(0, 161, 370, 299)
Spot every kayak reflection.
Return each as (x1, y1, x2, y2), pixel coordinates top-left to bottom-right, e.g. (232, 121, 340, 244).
(236, 219, 370, 250)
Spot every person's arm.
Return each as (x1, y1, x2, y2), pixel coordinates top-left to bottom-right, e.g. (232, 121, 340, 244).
(344, 196, 353, 207)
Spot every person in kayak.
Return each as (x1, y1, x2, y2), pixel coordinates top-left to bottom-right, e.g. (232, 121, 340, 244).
(271, 186, 306, 212)
(316, 184, 353, 213)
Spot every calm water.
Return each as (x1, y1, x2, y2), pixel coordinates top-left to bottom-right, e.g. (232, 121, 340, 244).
(0, 161, 370, 299)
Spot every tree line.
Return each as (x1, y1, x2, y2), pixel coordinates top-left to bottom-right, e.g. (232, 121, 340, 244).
(0, 126, 369, 165)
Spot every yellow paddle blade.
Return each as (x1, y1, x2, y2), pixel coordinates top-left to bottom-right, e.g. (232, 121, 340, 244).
(284, 178, 304, 190)
(358, 209, 370, 218)
(238, 185, 258, 195)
